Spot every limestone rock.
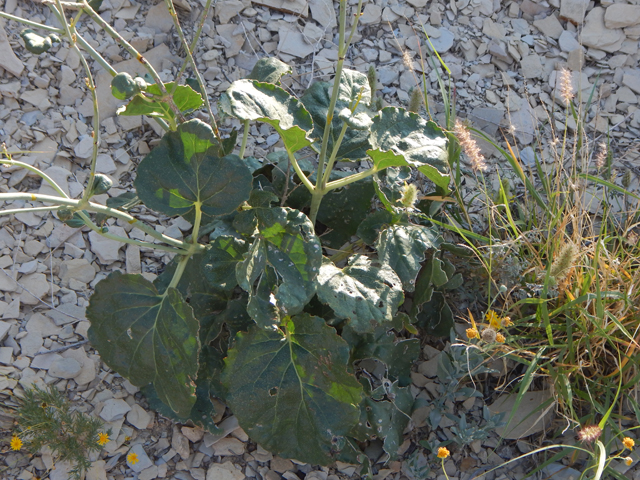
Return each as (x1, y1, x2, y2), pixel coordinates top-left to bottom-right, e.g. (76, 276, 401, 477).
(172, 424, 190, 460)
(604, 4, 640, 29)
(127, 444, 153, 472)
(48, 357, 82, 379)
(560, 0, 589, 24)
(309, 0, 336, 28)
(488, 390, 555, 439)
(206, 462, 245, 480)
(216, 0, 244, 23)
(581, 7, 626, 53)
(59, 258, 96, 286)
(19, 273, 54, 305)
(360, 4, 382, 25)
(278, 27, 315, 58)
(61, 347, 96, 384)
(89, 226, 128, 264)
(0, 23, 24, 76)
(100, 398, 132, 422)
(144, 3, 174, 33)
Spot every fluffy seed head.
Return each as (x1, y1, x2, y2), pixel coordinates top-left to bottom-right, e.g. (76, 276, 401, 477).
(559, 68, 574, 105)
(408, 87, 423, 113)
(550, 242, 580, 285)
(594, 142, 608, 169)
(400, 182, 419, 208)
(481, 327, 497, 343)
(455, 120, 487, 172)
(578, 425, 602, 443)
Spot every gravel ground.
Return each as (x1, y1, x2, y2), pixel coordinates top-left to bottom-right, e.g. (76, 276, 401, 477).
(1, 0, 640, 479)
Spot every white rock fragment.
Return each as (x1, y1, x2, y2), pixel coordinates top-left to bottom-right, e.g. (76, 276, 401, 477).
(20, 273, 55, 305)
(172, 424, 191, 460)
(0, 25, 24, 76)
(359, 4, 382, 25)
(278, 28, 315, 59)
(127, 444, 153, 472)
(560, 0, 589, 24)
(206, 462, 245, 480)
(59, 258, 96, 286)
(100, 398, 132, 422)
(48, 357, 82, 379)
(604, 4, 640, 29)
(89, 226, 128, 264)
(581, 7, 626, 53)
(127, 404, 152, 430)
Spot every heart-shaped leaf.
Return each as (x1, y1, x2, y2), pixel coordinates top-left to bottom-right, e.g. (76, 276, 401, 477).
(301, 79, 372, 160)
(367, 107, 450, 190)
(220, 80, 312, 153)
(375, 223, 442, 291)
(223, 314, 362, 465)
(134, 119, 252, 224)
(317, 255, 404, 333)
(236, 208, 322, 328)
(87, 271, 199, 418)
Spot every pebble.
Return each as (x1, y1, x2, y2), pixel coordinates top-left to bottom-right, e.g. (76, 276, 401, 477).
(89, 227, 128, 264)
(127, 403, 153, 430)
(100, 398, 132, 422)
(206, 462, 245, 480)
(127, 444, 154, 472)
(48, 357, 82, 379)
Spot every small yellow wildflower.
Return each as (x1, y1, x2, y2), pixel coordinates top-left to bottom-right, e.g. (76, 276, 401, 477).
(623, 437, 635, 450)
(124, 435, 131, 443)
(127, 452, 139, 465)
(486, 310, 500, 329)
(501, 316, 512, 328)
(97, 432, 109, 446)
(10, 436, 22, 451)
(624, 457, 633, 466)
(496, 332, 506, 343)
(466, 328, 479, 339)
(437, 447, 450, 459)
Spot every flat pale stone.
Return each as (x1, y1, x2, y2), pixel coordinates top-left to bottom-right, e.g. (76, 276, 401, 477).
(277, 28, 315, 59)
(62, 347, 96, 385)
(558, 30, 581, 52)
(59, 258, 96, 286)
(26, 313, 61, 337)
(100, 398, 132, 422)
(623, 71, 640, 94)
(520, 55, 543, 79)
(488, 390, 555, 439)
(581, 7, 626, 53)
(206, 462, 245, 480)
(127, 444, 153, 472)
(19, 273, 54, 305)
(86, 460, 108, 480)
(46, 303, 86, 326)
(251, 0, 308, 16)
(359, 4, 382, 25)
(216, 0, 244, 23)
(144, 3, 174, 33)
(560, 0, 589, 24)
(604, 4, 640, 29)
(89, 226, 128, 264)
(48, 357, 82, 379)
(212, 437, 246, 456)
(127, 404, 152, 430)
(172, 424, 190, 460)
(215, 24, 246, 58)
(0, 22, 24, 76)
(533, 14, 563, 39)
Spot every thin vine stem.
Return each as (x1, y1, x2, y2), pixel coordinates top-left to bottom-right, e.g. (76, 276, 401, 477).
(0, 11, 64, 32)
(164, 0, 219, 137)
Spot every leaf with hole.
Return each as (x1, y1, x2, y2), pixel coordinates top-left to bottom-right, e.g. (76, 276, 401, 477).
(87, 271, 199, 418)
(236, 208, 322, 328)
(317, 256, 404, 334)
(134, 119, 252, 224)
(223, 314, 362, 465)
(203, 236, 249, 291)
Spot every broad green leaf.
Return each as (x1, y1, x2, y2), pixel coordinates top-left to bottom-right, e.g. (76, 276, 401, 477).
(368, 107, 449, 190)
(301, 81, 372, 160)
(106, 191, 139, 211)
(337, 69, 372, 109)
(356, 210, 393, 245)
(154, 250, 228, 320)
(373, 167, 412, 211)
(350, 381, 413, 459)
(141, 382, 223, 434)
(117, 82, 203, 118)
(415, 292, 454, 337)
(317, 256, 404, 333)
(87, 272, 199, 418)
(375, 223, 442, 291)
(236, 208, 322, 328)
(220, 80, 312, 153)
(316, 177, 375, 248)
(134, 119, 252, 224)
(223, 314, 363, 465)
(203, 236, 249, 291)
(247, 57, 292, 84)
(342, 324, 420, 385)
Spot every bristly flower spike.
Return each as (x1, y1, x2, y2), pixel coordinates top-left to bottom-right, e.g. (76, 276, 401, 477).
(454, 119, 487, 172)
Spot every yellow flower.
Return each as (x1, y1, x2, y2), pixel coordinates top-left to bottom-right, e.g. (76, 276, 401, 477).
(97, 432, 109, 446)
(127, 452, 139, 465)
(437, 447, 450, 459)
(623, 437, 635, 450)
(624, 456, 633, 466)
(486, 310, 500, 329)
(501, 316, 512, 328)
(496, 332, 506, 343)
(466, 328, 479, 339)
(10, 436, 22, 451)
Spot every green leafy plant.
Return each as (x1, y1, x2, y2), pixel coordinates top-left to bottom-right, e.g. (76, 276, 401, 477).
(0, 0, 461, 471)
(8, 386, 110, 480)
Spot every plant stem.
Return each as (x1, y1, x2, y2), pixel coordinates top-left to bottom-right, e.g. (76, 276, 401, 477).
(2, 160, 69, 198)
(0, 11, 64, 32)
(239, 120, 250, 159)
(286, 149, 314, 193)
(320, 122, 348, 189)
(166, 254, 191, 292)
(80, 0, 185, 124)
(325, 166, 376, 191)
(0, 192, 197, 251)
(164, 0, 219, 137)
